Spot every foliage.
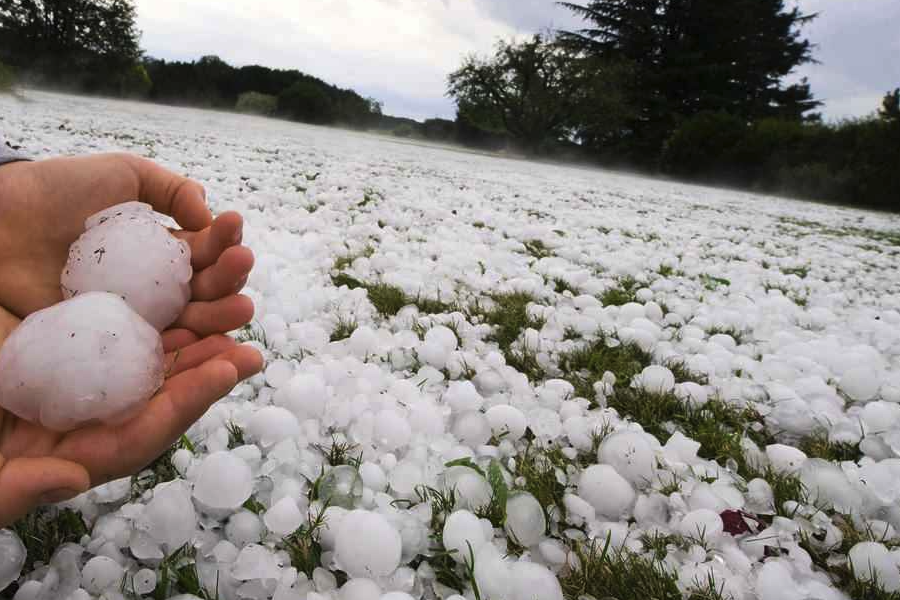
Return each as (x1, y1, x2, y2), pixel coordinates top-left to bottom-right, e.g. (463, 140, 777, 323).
(448, 35, 629, 153)
(0, 60, 16, 92)
(0, 0, 143, 94)
(236, 91, 278, 115)
(559, 0, 819, 162)
(662, 110, 900, 211)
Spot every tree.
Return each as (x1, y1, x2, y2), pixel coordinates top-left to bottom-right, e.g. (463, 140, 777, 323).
(278, 79, 336, 124)
(880, 88, 900, 122)
(0, 0, 142, 90)
(448, 35, 625, 152)
(560, 0, 819, 160)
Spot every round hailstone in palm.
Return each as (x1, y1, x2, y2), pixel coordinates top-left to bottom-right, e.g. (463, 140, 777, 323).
(335, 510, 402, 578)
(62, 202, 192, 331)
(0, 292, 164, 432)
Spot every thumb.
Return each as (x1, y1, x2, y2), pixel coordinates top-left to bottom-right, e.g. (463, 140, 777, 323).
(0, 456, 91, 527)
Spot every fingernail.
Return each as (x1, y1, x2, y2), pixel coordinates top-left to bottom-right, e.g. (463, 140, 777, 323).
(40, 488, 80, 505)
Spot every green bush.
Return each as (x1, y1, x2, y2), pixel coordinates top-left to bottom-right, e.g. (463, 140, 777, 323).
(392, 123, 416, 138)
(661, 112, 748, 180)
(278, 80, 336, 124)
(662, 110, 900, 210)
(0, 60, 17, 93)
(119, 63, 152, 98)
(236, 91, 278, 116)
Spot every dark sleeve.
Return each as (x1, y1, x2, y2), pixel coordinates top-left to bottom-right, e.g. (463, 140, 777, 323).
(0, 140, 30, 167)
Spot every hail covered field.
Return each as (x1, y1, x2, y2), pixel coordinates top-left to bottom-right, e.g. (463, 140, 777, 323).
(3, 90, 900, 600)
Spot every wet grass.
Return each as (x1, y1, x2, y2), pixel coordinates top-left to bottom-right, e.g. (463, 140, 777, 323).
(9, 507, 88, 577)
(331, 273, 457, 318)
(599, 276, 638, 306)
(560, 536, 730, 600)
(799, 430, 863, 463)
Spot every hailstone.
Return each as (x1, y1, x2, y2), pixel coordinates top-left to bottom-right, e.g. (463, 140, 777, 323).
(0, 292, 164, 431)
(61, 202, 192, 331)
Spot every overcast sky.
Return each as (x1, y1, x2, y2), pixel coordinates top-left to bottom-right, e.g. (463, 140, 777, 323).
(135, 0, 900, 122)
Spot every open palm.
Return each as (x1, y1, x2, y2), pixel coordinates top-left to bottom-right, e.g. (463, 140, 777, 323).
(0, 154, 263, 526)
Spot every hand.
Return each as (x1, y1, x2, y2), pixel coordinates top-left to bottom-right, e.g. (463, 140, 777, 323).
(0, 154, 264, 526)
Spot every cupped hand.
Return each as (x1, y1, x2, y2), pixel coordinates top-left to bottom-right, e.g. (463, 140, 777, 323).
(0, 153, 264, 526)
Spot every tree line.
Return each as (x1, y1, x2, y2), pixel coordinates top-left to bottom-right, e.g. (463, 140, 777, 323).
(0, 0, 382, 128)
(441, 1, 899, 211)
(2, 0, 897, 210)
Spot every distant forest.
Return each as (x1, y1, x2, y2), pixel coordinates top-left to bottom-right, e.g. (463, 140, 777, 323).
(1, 0, 897, 211)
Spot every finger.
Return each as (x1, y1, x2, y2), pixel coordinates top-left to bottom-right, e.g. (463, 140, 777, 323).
(161, 329, 199, 353)
(215, 344, 265, 381)
(175, 211, 244, 270)
(115, 360, 240, 476)
(165, 335, 237, 377)
(173, 294, 255, 337)
(190, 245, 255, 302)
(0, 457, 91, 527)
(126, 156, 212, 231)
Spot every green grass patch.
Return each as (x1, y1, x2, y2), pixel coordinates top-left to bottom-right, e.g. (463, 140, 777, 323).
(332, 272, 457, 318)
(333, 244, 375, 271)
(523, 239, 553, 259)
(798, 430, 862, 463)
(11, 507, 88, 576)
(705, 325, 748, 345)
(599, 276, 638, 306)
(558, 334, 653, 400)
(330, 315, 359, 341)
(782, 266, 810, 279)
(154, 544, 217, 600)
(560, 537, 729, 600)
(553, 277, 580, 295)
(700, 274, 731, 291)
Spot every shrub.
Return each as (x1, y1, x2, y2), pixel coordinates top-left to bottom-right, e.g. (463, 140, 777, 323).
(278, 80, 336, 124)
(236, 91, 278, 116)
(0, 60, 17, 93)
(392, 123, 416, 138)
(660, 112, 748, 181)
(119, 63, 152, 98)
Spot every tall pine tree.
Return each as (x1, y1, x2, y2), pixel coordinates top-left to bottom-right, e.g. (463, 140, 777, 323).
(559, 0, 820, 160)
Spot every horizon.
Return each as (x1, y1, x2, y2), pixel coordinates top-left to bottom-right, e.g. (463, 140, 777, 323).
(134, 0, 900, 123)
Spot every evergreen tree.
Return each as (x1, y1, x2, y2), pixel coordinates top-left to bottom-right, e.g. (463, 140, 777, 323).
(880, 88, 900, 122)
(559, 0, 820, 159)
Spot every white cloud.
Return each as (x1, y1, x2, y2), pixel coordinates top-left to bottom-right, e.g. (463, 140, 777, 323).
(134, 0, 899, 121)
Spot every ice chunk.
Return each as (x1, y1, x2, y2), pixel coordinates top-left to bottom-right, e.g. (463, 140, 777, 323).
(0, 530, 26, 592)
(800, 459, 862, 513)
(443, 510, 489, 562)
(679, 508, 724, 541)
(373, 409, 412, 450)
(504, 492, 546, 547)
(232, 544, 282, 581)
(226, 510, 264, 546)
(765, 444, 807, 475)
(139, 480, 196, 551)
(274, 373, 328, 420)
(81, 556, 124, 595)
(133, 569, 157, 595)
(0, 292, 164, 431)
(193, 451, 254, 510)
(598, 430, 658, 488)
(338, 578, 381, 600)
(509, 561, 564, 600)
(485, 404, 527, 441)
(578, 464, 635, 519)
(264, 497, 304, 536)
(335, 510, 402, 577)
(246, 406, 301, 448)
(849, 542, 900, 592)
(840, 366, 880, 401)
(62, 201, 192, 331)
(444, 381, 483, 413)
(319, 466, 364, 509)
(636, 365, 675, 394)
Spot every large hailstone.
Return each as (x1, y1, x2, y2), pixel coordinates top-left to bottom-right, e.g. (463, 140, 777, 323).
(61, 202, 192, 331)
(0, 292, 164, 431)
